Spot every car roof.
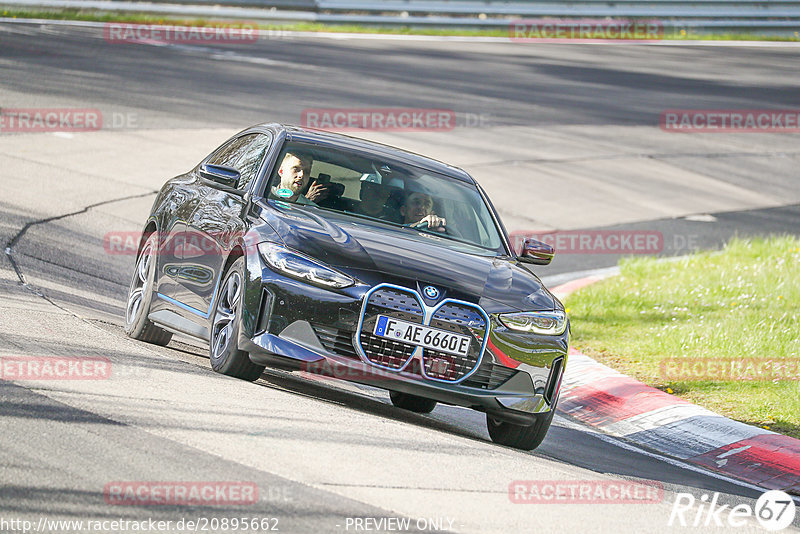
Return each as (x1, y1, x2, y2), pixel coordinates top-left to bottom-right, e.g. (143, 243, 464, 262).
(252, 123, 476, 184)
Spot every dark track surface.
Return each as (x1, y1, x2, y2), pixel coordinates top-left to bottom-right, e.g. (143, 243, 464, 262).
(2, 23, 800, 128)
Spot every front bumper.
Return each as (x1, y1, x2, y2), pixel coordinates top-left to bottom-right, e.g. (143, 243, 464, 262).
(239, 250, 568, 426)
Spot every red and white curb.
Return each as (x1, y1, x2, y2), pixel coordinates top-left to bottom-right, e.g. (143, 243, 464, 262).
(552, 277, 800, 495)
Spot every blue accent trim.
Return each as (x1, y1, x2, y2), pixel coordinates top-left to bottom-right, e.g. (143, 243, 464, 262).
(420, 299, 489, 384)
(156, 268, 224, 319)
(354, 283, 489, 384)
(354, 283, 422, 373)
(157, 292, 209, 318)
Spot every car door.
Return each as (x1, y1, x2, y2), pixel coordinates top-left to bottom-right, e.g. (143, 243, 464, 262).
(159, 135, 250, 316)
(177, 132, 273, 319)
(153, 183, 196, 302)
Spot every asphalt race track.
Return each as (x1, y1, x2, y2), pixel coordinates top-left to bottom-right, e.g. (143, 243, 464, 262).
(1, 21, 799, 533)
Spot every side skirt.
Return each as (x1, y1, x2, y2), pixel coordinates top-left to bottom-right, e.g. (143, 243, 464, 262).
(149, 310, 208, 342)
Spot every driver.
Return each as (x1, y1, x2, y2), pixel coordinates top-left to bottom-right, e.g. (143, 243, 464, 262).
(273, 151, 330, 204)
(400, 192, 446, 232)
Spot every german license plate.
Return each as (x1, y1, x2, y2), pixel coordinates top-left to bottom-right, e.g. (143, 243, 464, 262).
(373, 315, 471, 357)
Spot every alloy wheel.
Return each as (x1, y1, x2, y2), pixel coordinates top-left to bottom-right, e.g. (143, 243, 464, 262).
(126, 239, 153, 324)
(212, 270, 242, 360)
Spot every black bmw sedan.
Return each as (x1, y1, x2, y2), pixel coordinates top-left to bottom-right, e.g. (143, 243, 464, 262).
(125, 123, 569, 450)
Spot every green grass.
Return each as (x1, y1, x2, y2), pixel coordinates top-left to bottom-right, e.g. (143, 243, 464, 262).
(565, 236, 800, 438)
(1, 8, 799, 41)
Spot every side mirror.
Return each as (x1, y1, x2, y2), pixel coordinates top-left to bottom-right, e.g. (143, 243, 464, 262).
(519, 238, 554, 265)
(199, 164, 240, 188)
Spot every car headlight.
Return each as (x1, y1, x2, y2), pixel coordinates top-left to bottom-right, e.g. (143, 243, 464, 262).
(257, 242, 354, 289)
(498, 310, 567, 335)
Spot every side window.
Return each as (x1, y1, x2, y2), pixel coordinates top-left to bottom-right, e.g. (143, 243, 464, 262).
(207, 133, 271, 191)
(234, 135, 271, 192)
(208, 135, 252, 167)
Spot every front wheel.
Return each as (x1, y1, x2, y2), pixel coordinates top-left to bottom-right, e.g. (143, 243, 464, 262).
(209, 257, 264, 382)
(486, 403, 556, 451)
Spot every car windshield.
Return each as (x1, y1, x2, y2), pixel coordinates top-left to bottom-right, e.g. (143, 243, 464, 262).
(265, 140, 506, 253)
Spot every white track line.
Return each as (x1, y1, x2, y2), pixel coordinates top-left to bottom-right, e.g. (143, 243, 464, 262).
(556, 415, 800, 505)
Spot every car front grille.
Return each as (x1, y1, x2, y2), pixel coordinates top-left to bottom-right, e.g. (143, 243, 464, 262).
(423, 302, 487, 381)
(313, 317, 514, 389)
(313, 319, 516, 389)
(359, 330, 417, 369)
(358, 286, 423, 370)
(354, 285, 488, 382)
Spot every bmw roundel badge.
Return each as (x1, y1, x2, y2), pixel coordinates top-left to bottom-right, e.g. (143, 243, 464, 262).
(423, 286, 439, 300)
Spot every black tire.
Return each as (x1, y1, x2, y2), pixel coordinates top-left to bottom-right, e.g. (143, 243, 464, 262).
(125, 232, 173, 346)
(389, 391, 437, 414)
(486, 402, 556, 451)
(209, 257, 264, 382)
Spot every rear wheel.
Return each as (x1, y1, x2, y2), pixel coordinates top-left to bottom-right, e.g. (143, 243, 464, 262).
(389, 391, 437, 414)
(486, 403, 556, 451)
(209, 257, 264, 382)
(125, 233, 172, 346)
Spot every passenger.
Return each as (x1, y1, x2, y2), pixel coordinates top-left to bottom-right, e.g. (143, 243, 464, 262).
(273, 151, 330, 204)
(355, 173, 402, 221)
(400, 192, 446, 232)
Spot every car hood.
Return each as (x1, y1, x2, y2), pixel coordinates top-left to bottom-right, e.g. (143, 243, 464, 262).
(257, 203, 557, 313)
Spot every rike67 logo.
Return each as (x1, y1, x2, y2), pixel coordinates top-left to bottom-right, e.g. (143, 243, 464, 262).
(669, 490, 796, 531)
